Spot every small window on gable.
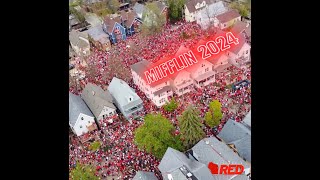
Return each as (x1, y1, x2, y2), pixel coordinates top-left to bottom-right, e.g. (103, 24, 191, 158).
(80, 126, 83, 128)
(81, 117, 84, 120)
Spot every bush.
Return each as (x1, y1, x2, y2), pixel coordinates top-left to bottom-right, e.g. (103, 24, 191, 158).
(89, 141, 101, 151)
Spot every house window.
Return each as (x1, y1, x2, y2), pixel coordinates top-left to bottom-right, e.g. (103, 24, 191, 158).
(88, 121, 91, 124)
(81, 117, 84, 120)
(205, 67, 209, 72)
(201, 64, 205, 67)
(246, 50, 249, 54)
(224, 24, 226, 27)
(109, 112, 113, 116)
(80, 126, 83, 128)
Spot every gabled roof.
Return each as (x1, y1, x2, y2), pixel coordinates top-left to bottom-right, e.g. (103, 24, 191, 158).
(108, 77, 143, 111)
(228, 36, 249, 54)
(242, 110, 251, 127)
(196, 1, 227, 20)
(216, 9, 241, 24)
(159, 147, 214, 180)
(130, 60, 151, 77)
(154, 1, 167, 13)
(69, 92, 94, 127)
(218, 119, 251, 162)
(81, 83, 116, 119)
(133, 2, 145, 18)
(230, 21, 248, 34)
(86, 25, 109, 44)
(69, 30, 90, 49)
(124, 11, 139, 27)
(130, 60, 172, 87)
(133, 171, 157, 180)
(191, 137, 250, 169)
(103, 17, 116, 33)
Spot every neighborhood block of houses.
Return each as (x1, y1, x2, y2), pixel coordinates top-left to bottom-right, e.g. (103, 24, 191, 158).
(130, 35, 250, 107)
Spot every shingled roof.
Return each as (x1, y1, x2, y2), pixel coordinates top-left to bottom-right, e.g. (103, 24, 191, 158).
(159, 147, 214, 180)
(132, 171, 157, 180)
(108, 77, 143, 111)
(69, 92, 94, 127)
(218, 119, 251, 162)
(191, 137, 250, 170)
(216, 9, 241, 24)
(81, 83, 116, 119)
(103, 17, 116, 33)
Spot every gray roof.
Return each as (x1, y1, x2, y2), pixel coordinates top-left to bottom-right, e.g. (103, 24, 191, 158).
(231, 175, 249, 180)
(108, 77, 143, 111)
(217, 119, 251, 162)
(133, 2, 145, 18)
(132, 171, 158, 180)
(192, 137, 250, 170)
(159, 147, 214, 180)
(69, 92, 94, 127)
(86, 25, 110, 44)
(154, 86, 172, 96)
(69, 30, 90, 49)
(81, 83, 116, 119)
(130, 59, 150, 77)
(242, 110, 251, 127)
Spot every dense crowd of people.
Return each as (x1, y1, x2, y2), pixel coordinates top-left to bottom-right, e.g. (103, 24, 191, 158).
(69, 21, 251, 180)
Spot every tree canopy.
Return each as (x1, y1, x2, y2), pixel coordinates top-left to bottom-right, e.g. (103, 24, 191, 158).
(178, 105, 205, 149)
(134, 113, 183, 159)
(141, 2, 166, 36)
(229, 2, 249, 18)
(163, 97, 178, 112)
(204, 100, 223, 128)
(167, 0, 185, 23)
(70, 162, 99, 180)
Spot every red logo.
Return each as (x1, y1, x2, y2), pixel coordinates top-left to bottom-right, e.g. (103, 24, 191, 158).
(208, 162, 244, 175)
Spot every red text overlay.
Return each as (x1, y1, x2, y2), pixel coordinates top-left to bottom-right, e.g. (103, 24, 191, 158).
(144, 32, 239, 85)
(208, 162, 244, 175)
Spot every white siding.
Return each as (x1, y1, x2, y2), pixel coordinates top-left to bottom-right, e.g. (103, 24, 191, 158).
(73, 113, 95, 137)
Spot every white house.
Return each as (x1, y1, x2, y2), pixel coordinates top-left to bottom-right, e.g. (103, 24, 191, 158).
(185, 0, 209, 22)
(195, 1, 228, 29)
(81, 83, 117, 123)
(216, 9, 241, 29)
(69, 30, 91, 57)
(69, 92, 96, 137)
(181, 42, 215, 88)
(131, 60, 173, 107)
(226, 37, 251, 68)
(170, 70, 194, 96)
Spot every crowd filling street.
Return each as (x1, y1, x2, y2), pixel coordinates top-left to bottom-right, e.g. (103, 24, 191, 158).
(69, 21, 251, 180)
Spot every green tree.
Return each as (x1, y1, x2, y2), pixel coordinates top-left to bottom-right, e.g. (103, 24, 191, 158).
(141, 2, 166, 36)
(205, 100, 223, 128)
(229, 2, 249, 18)
(163, 97, 178, 112)
(134, 113, 183, 159)
(178, 105, 205, 149)
(70, 6, 86, 23)
(107, 0, 120, 14)
(167, 0, 185, 23)
(89, 141, 101, 151)
(70, 162, 99, 180)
